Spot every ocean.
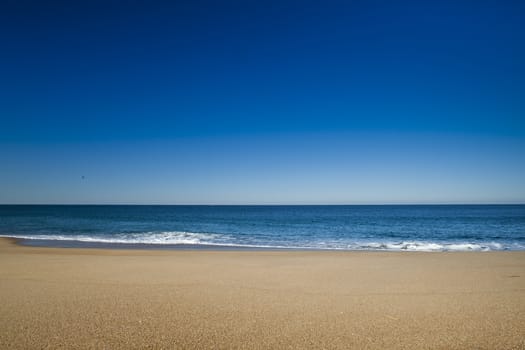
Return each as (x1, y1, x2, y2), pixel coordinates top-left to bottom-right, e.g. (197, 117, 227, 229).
(0, 205, 524, 251)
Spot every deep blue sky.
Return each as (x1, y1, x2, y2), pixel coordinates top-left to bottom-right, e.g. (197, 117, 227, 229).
(1, 0, 524, 204)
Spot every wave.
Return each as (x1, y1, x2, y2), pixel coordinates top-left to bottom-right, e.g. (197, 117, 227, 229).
(0, 232, 522, 251)
(354, 241, 506, 251)
(0, 231, 225, 245)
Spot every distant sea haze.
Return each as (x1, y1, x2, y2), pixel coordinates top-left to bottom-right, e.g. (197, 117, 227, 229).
(0, 205, 524, 251)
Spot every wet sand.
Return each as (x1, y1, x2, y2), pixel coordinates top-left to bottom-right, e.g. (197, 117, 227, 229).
(0, 238, 524, 349)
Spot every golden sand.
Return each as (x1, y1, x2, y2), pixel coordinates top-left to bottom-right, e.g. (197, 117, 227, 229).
(0, 238, 524, 349)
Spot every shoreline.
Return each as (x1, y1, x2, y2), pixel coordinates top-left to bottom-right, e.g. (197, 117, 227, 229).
(2, 236, 520, 252)
(1, 237, 524, 349)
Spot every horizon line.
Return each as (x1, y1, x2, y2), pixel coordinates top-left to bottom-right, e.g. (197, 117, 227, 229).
(1, 203, 524, 206)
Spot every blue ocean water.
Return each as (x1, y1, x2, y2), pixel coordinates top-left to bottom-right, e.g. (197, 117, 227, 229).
(0, 205, 524, 251)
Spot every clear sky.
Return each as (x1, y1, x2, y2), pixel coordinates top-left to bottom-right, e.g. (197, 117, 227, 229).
(0, 0, 524, 204)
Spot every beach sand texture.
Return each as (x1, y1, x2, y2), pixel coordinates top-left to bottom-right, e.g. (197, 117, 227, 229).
(0, 238, 524, 349)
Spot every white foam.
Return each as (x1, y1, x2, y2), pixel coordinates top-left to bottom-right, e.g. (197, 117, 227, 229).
(351, 241, 512, 251)
(0, 234, 521, 251)
(0, 231, 225, 245)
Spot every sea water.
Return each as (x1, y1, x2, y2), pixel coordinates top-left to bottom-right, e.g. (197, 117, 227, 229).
(0, 205, 523, 251)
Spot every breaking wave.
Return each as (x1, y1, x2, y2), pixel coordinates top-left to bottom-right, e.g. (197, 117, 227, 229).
(0, 231, 226, 245)
(0, 232, 522, 251)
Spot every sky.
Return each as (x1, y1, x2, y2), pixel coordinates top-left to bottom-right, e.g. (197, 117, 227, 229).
(0, 0, 524, 204)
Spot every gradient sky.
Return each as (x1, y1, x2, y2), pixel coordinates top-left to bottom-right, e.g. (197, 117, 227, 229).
(1, 0, 524, 204)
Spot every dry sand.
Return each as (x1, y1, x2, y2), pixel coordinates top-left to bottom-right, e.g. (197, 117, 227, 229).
(0, 238, 524, 349)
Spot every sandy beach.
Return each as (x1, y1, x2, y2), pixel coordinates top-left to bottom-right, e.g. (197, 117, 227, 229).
(0, 238, 523, 349)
